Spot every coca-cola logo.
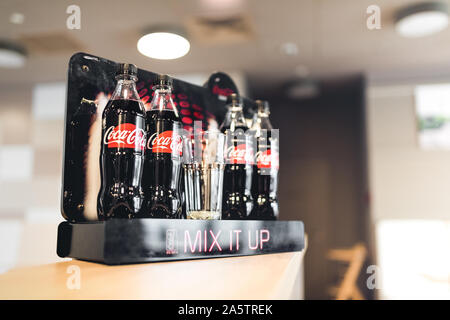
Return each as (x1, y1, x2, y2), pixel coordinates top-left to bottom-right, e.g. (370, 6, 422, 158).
(103, 123, 146, 150)
(147, 130, 182, 155)
(226, 144, 252, 164)
(212, 85, 234, 97)
(256, 149, 279, 169)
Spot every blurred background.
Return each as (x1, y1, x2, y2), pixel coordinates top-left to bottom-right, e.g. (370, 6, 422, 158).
(0, 0, 449, 299)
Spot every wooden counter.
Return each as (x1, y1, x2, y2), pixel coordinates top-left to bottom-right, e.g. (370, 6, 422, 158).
(0, 251, 305, 299)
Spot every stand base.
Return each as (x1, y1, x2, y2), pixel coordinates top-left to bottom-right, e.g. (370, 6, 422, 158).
(57, 219, 304, 265)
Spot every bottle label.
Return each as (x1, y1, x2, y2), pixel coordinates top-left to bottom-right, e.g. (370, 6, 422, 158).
(226, 143, 251, 164)
(147, 130, 183, 155)
(255, 149, 279, 169)
(103, 123, 146, 150)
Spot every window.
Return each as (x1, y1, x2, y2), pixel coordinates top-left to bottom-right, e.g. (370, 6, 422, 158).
(376, 219, 450, 299)
(415, 84, 450, 149)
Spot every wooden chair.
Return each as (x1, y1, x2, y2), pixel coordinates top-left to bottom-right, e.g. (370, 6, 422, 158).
(327, 243, 367, 300)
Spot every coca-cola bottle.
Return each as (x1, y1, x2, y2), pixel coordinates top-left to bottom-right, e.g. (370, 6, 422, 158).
(143, 74, 182, 218)
(248, 100, 279, 220)
(97, 63, 147, 219)
(220, 93, 253, 219)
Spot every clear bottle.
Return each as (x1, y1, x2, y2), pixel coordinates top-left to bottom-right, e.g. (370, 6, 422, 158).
(220, 93, 253, 219)
(248, 100, 279, 220)
(220, 94, 248, 132)
(97, 63, 147, 219)
(143, 74, 183, 218)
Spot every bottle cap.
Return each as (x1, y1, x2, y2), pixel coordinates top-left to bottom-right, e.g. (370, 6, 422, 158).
(116, 63, 138, 77)
(154, 74, 173, 87)
(255, 100, 270, 115)
(226, 93, 242, 108)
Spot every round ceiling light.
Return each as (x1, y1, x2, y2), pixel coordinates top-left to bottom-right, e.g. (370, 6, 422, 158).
(395, 2, 449, 38)
(280, 42, 299, 56)
(9, 12, 25, 25)
(0, 40, 27, 68)
(137, 28, 190, 60)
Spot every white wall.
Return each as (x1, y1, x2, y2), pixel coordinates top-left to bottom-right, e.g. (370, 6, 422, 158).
(366, 85, 450, 221)
(0, 84, 66, 272)
(367, 84, 450, 299)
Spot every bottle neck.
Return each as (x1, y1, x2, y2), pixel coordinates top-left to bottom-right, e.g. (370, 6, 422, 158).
(150, 85, 179, 116)
(111, 77, 140, 101)
(222, 106, 247, 131)
(252, 112, 273, 132)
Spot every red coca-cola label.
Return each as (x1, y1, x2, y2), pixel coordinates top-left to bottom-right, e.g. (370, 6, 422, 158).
(226, 144, 250, 164)
(147, 130, 182, 155)
(103, 123, 146, 150)
(256, 149, 279, 169)
(212, 85, 234, 97)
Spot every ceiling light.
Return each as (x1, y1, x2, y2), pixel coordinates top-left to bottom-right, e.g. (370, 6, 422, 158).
(395, 2, 449, 38)
(0, 40, 27, 68)
(9, 12, 24, 24)
(137, 28, 190, 60)
(280, 42, 299, 56)
(198, 0, 244, 19)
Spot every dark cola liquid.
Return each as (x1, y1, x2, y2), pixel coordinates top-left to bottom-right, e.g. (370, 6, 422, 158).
(221, 126, 253, 220)
(248, 130, 279, 220)
(98, 99, 146, 219)
(143, 110, 182, 218)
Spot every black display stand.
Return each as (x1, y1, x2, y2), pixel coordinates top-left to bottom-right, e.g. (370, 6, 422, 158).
(59, 53, 305, 266)
(57, 219, 304, 265)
